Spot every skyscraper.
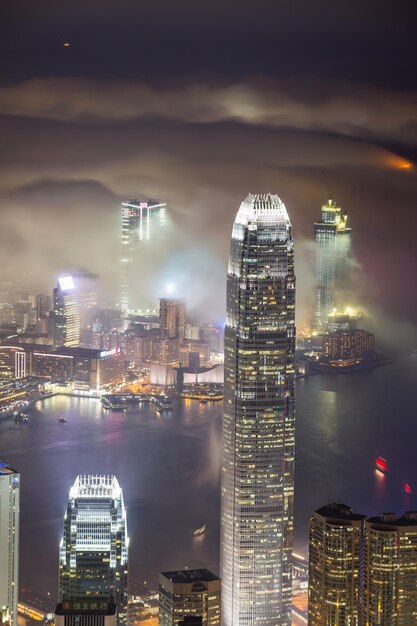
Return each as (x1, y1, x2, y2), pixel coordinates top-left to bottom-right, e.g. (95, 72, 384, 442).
(159, 569, 221, 626)
(50, 274, 98, 347)
(59, 475, 129, 626)
(0, 462, 20, 626)
(364, 512, 417, 625)
(314, 199, 351, 332)
(308, 502, 365, 626)
(120, 199, 167, 313)
(159, 298, 186, 342)
(221, 193, 296, 626)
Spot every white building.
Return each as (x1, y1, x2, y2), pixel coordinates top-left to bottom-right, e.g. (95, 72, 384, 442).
(0, 463, 20, 626)
(221, 194, 296, 626)
(59, 475, 129, 626)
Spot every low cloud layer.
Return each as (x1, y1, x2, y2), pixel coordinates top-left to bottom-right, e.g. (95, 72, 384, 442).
(0, 78, 416, 341)
(1, 78, 417, 149)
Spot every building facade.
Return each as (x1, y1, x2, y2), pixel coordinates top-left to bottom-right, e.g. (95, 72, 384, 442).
(120, 199, 167, 313)
(221, 193, 296, 626)
(159, 569, 220, 626)
(364, 512, 417, 625)
(322, 328, 374, 367)
(54, 600, 117, 626)
(308, 502, 365, 626)
(314, 199, 351, 332)
(0, 463, 20, 626)
(59, 475, 129, 626)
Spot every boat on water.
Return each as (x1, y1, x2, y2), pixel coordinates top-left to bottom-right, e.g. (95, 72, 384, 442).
(14, 412, 29, 423)
(200, 399, 208, 404)
(155, 396, 173, 413)
(193, 524, 206, 536)
(375, 457, 387, 473)
(405, 482, 412, 494)
(58, 417, 67, 423)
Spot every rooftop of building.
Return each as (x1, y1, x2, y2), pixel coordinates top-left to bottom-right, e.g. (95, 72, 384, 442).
(0, 461, 19, 475)
(69, 475, 122, 500)
(160, 568, 220, 584)
(235, 193, 290, 227)
(314, 501, 366, 522)
(367, 511, 417, 527)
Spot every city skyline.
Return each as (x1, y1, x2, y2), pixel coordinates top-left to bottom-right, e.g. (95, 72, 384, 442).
(0, 4, 417, 626)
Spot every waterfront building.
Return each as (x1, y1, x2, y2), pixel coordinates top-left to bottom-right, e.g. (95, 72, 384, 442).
(158, 569, 220, 626)
(59, 475, 128, 626)
(364, 512, 417, 625)
(120, 199, 166, 313)
(0, 462, 20, 626)
(308, 502, 365, 626)
(321, 328, 375, 367)
(221, 193, 296, 626)
(314, 199, 351, 332)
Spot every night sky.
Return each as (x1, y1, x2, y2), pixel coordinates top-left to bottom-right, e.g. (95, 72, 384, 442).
(1, 1, 417, 342)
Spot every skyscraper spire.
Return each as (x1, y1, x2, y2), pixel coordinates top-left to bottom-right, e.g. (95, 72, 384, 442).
(221, 193, 296, 626)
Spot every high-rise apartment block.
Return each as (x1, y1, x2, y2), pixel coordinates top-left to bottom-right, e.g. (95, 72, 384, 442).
(120, 199, 167, 313)
(59, 475, 128, 626)
(158, 569, 220, 626)
(308, 502, 365, 626)
(0, 463, 20, 626)
(364, 512, 417, 625)
(221, 194, 296, 626)
(314, 199, 351, 331)
(309, 504, 417, 625)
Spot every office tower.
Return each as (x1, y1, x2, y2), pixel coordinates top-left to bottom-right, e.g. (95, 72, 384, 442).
(159, 569, 221, 626)
(159, 299, 186, 341)
(364, 512, 417, 625)
(314, 199, 351, 332)
(120, 199, 167, 313)
(54, 600, 117, 626)
(50, 277, 81, 347)
(221, 193, 296, 626)
(50, 275, 98, 347)
(308, 502, 365, 626)
(59, 475, 129, 626)
(36, 294, 52, 321)
(0, 463, 20, 626)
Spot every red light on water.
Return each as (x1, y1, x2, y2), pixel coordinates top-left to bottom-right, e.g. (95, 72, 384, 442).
(405, 483, 412, 494)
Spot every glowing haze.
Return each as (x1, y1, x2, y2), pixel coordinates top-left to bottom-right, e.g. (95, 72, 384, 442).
(0, 1, 416, 344)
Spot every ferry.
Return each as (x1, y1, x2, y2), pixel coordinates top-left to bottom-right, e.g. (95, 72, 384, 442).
(154, 397, 173, 413)
(58, 417, 67, 423)
(200, 399, 208, 405)
(404, 482, 412, 494)
(14, 412, 29, 424)
(375, 457, 387, 473)
(193, 524, 206, 536)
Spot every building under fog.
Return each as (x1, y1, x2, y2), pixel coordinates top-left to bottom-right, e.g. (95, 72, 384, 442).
(0, 462, 20, 626)
(221, 193, 296, 626)
(314, 199, 351, 332)
(50, 274, 98, 347)
(120, 199, 166, 313)
(59, 475, 128, 626)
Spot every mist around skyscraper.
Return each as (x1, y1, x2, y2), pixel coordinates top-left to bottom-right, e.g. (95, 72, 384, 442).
(2, 3, 417, 626)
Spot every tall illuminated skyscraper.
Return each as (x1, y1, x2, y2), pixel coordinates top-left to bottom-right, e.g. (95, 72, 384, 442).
(120, 199, 167, 313)
(59, 475, 129, 626)
(0, 462, 20, 626)
(221, 194, 296, 626)
(314, 199, 351, 332)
